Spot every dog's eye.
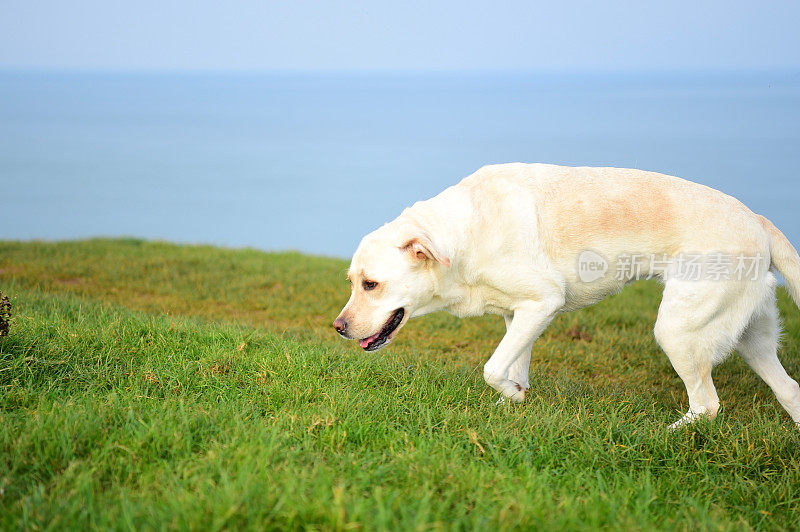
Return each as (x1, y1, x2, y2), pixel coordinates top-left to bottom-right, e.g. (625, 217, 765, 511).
(362, 280, 378, 291)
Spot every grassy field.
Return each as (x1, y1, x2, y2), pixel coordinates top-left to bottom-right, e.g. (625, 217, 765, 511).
(1, 239, 800, 530)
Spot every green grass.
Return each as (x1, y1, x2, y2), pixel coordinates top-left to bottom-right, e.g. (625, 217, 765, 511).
(1, 238, 800, 530)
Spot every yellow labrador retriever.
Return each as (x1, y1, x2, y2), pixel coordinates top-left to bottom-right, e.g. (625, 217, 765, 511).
(333, 163, 800, 429)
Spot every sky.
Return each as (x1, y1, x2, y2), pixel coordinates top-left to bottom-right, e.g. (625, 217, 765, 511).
(1, 0, 799, 72)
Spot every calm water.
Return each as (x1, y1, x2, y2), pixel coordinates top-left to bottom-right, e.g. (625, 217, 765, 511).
(1, 70, 799, 258)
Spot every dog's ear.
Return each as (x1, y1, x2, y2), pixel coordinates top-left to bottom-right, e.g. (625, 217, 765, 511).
(401, 235, 451, 267)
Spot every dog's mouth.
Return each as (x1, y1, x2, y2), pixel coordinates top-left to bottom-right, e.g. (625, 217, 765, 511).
(359, 308, 405, 351)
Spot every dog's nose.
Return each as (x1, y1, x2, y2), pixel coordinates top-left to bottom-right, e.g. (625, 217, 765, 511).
(333, 317, 348, 335)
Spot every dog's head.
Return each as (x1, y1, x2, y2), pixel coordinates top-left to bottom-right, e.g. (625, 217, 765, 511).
(333, 224, 450, 351)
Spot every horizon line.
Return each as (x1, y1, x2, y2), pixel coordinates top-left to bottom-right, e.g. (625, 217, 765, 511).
(2, 65, 800, 77)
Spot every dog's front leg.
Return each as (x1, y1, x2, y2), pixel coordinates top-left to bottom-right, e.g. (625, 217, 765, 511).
(484, 301, 557, 402)
(504, 314, 533, 391)
(493, 314, 534, 405)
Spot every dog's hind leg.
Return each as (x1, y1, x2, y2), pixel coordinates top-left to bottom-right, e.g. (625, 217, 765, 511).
(656, 331, 721, 431)
(737, 302, 800, 426)
(654, 279, 752, 430)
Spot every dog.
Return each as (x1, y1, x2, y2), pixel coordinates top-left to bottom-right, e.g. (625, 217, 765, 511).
(333, 163, 800, 429)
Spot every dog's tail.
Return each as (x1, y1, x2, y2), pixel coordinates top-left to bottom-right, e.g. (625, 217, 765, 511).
(760, 215, 800, 308)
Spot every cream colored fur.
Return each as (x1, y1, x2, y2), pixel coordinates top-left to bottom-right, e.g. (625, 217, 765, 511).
(334, 163, 800, 429)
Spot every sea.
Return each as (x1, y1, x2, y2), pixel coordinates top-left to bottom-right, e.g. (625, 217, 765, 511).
(1, 70, 799, 258)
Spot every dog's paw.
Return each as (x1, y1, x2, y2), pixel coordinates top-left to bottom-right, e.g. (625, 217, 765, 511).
(496, 383, 526, 404)
(508, 383, 527, 403)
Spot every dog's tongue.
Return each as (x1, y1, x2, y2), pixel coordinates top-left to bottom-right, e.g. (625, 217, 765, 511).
(359, 333, 379, 349)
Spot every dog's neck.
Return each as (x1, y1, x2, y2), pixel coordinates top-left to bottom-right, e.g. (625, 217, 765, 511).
(398, 186, 501, 317)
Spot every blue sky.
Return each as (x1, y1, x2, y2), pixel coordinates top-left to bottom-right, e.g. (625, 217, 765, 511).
(1, 0, 799, 71)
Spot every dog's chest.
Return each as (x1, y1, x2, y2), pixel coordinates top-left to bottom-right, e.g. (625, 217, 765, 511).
(446, 284, 514, 317)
